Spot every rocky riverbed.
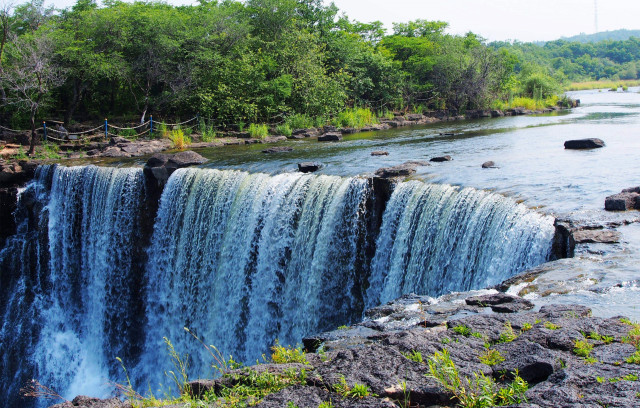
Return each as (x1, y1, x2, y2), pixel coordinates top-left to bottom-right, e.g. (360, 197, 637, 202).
(48, 284, 640, 408)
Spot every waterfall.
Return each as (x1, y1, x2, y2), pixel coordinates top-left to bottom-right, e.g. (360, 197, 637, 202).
(0, 165, 555, 407)
(366, 181, 554, 307)
(0, 165, 146, 406)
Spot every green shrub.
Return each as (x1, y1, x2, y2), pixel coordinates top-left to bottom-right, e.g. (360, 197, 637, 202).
(285, 113, 314, 130)
(402, 350, 424, 363)
(332, 108, 378, 129)
(168, 128, 191, 149)
(271, 342, 308, 364)
(427, 348, 528, 407)
(453, 325, 472, 337)
(479, 349, 505, 366)
(573, 339, 594, 358)
(333, 376, 374, 398)
(248, 123, 269, 139)
(275, 124, 292, 137)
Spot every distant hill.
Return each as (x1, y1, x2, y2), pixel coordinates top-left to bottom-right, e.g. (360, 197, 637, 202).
(560, 29, 640, 43)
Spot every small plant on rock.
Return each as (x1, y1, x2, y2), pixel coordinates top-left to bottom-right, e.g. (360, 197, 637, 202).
(573, 339, 594, 358)
(479, 349, 505, 366)
(271, 341, 308, 364)
(402, 350, 424, 363)
(453, 325, 472, 337)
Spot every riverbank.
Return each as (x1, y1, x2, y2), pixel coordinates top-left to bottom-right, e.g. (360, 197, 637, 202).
(0, 105, 572, 162)
(48, 284, 640, 408)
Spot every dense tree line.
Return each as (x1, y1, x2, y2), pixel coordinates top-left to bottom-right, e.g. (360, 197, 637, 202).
(0, 0, 637, 137)
(492, 36, 640, 83)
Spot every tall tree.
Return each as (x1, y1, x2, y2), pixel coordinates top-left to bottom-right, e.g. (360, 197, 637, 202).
(1, 32, 65, 154)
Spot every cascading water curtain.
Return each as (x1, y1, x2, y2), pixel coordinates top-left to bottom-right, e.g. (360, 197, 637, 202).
(366, 180, 555, 307)
(0, 165, 556, 407)
(0, 165, 146, 406)
(138, 168, 370, 390)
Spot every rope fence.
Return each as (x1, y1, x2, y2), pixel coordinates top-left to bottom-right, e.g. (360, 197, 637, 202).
(0, 115, 201, 143)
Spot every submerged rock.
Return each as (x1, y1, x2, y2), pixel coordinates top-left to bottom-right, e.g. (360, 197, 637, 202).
(370, 150, 389, 156)
(430, 155, 452, 162)
(482, 160, 496, 168)
(564, 138, 605, 149)
(318, 132, 342, 141)
(261, 146, 293, 153)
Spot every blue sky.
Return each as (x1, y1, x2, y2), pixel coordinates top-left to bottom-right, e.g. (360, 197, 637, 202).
(42, 0, 640, 43)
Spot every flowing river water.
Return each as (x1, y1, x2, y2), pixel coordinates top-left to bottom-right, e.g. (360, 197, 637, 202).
(1, 88, 639, 406)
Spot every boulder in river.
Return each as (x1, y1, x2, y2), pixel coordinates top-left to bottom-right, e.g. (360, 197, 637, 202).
(374, 161, 429, 178)
(481, 161, 496, 168)
(430, 155, 452, 162)
(318, 132, 343, 142)
(564, 138, 605, 149)
(370, 150, 389, 156)
(262, 146, 293, 154)
(143, 150, 208, 191)
(605, 187, 640, 211)
(298, 162, 322, 173)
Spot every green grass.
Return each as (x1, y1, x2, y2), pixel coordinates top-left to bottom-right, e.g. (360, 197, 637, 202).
(427, 348, 528, 407)
(285, 113, 315, 130)
(566, 79, 640, 91)
(402, 350, 424, 363)
(497, 322, 518, 344)
(275, 124, 292, 137)
(452, 325, 472, 337)
(333, 375, 374, 398)
(543, 322, 560, 330)
(492, 95, 559, 111)
(573, 339, 594, 359)
(270, 342, 308, 365)
(168, 128, 191, 150)
(331, 108, 378, 129)
(248, 123, 269, 139)
(479, 349, 505, 366)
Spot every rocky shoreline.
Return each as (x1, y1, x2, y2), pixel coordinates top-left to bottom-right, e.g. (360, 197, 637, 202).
(48, 284, 640, 408)
(0, 106, 572, 161)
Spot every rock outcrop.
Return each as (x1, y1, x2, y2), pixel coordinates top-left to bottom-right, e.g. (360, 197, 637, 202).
(374, 161, 430, 178)
(605, 187, 640, 211)
(429, 155, 452, 162)
(297, 162, 322, 173)
(564, 138, 605, 149)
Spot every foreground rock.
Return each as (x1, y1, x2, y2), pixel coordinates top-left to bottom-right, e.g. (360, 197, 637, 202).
(51, 396, 132, 408)
(50, 286, 640, 408)
(605, 187, 640, 211)
(374, 161, 430, 178)
(564, 138, 605, 149)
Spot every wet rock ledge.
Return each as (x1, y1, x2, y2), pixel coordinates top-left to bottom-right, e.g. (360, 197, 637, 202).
(51, 291, 640, 408)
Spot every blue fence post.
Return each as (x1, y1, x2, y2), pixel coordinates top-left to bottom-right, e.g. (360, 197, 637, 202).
(43, 122, 47, 141)
(104, 118, 108, 140)
(150, 115, 153, 138)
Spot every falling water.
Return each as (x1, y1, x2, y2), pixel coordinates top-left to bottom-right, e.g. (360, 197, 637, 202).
(0, 165, 555, 406)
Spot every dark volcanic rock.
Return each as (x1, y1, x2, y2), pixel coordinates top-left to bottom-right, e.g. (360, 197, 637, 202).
(564, 138, 605, 149)
(481, 160, 496, 168)
(297, 162, 322, 173)
(429, 155, 452, 162)
(605, 187, 640, 211)
(318, 132, 342, 141)
(254, 385, 396, 408)
(143, 150, 208, 193)
(374, 161, 429, 178)
(572, 229, 621, 244)
(50, 396, 132, 408)
(262, 146, 293, 153)
(465, 293, 534, 313)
